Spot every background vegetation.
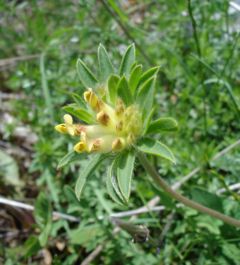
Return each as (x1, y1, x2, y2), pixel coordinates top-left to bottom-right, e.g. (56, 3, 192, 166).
(0, 0, 240, 264)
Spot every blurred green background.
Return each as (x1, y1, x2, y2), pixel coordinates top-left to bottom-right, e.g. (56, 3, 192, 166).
(0, 0, 240, 264)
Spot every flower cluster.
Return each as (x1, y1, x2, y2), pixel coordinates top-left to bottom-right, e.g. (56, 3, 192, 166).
(55, 44, 177, 202)
(55, 89, 143, 154)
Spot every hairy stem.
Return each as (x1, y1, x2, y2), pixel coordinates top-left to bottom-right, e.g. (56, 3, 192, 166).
(137, 152, 240, 228)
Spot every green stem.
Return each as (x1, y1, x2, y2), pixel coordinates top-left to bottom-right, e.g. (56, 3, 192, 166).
(137, 152, 240, 228)
(187, 0, 201, 58)
(99, 0, 154, 65)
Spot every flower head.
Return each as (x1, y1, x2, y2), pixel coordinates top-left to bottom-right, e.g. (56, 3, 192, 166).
(55, 89, 143, 153)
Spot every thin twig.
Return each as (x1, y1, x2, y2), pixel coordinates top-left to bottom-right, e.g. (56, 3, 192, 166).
(217, 183, 240, 195)
(0, 197, 80, 223)
(110, 205, 165, 218)
(158, 211, 175, 246)
(0, 54, 40, 66)
(0, 54, 40, 71)
(230, 1, 240, 11)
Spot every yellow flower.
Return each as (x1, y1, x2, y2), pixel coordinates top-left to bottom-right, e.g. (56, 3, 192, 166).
(55, 114, 80, 136)
(55, 90, 143, 154)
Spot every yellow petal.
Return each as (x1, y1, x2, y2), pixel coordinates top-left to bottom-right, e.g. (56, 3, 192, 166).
(74, 141, 86, 153)
(83, 90, 101, 111)
(64, 114, 73, 124)
(67, 126, 76, 136)
(83, 90, 91, 102)
(55, 124, 68, 134)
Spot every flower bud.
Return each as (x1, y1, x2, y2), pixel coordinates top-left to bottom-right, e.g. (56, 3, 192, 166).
(115, 99, 125, 116)
(96, 111, 110, 126)
(83, 90, 101, 112)
(89, 139, 102, 152)
(112, 137, 126, 151)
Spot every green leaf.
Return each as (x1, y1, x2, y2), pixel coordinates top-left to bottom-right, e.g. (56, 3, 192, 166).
(146, 117, 178, 134)
(71, 93, 86, 108)
(107, 0, 128, 22)
(64, 185, 80, 205)
(34, 193, 52, 227)
(136, 77, 155, 117)
(63, 104, 95, 124)
(23, 236, 41, 258)
(129, 64, 142, 95)
(106, 161, 124, 205)
(137, 138, 175, 163)
(143, 107, 155, 134)
(222, 242, 240, 264)
(117, 150, 135, 202)
(138, 66, 159, 87)
(57, 150, 80, 169)
(75, 154, 107, 200)
(107, 74, 120, 104)
(119, 44, 136, 76)
(0, 149, 21, 186)
(196, 215, 223, 235)
(191, 187, 224, 212)
(117, 76, 133, 105)
(69, 225, 104, 246)
(34, 193, 52, 247)
(98, 44, 114, 83)
(76, 59, 98, 88)
(151, 186, 175, 209)
(39, 222, 52, 247)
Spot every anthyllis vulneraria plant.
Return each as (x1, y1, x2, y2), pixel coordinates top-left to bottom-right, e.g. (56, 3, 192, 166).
(55, 44, 240, 228)
(55, 43, 176, 202)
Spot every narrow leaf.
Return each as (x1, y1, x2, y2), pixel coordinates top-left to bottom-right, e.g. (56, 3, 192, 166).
(64, 185, 80, 205)
(138, 66, 159, 87)
(34, 193, 52, 247)
(106, 162, 124, 205)
(117, 76, 133, 105)
(146, 117, 178, 134)
(57, 150, 80, 169)
(143, 107, 156, 134)
(98, 44, 114, 83)
(137, 77, 155, 117)
(23, 236, 41, 258)
(71, 93, 87, 108)
(137, 138, 176, 163)
(107, 74, 120, 104)
(191, 188, 224, 212)
(69, 225, 104, 246)
(108, 0, 128, 22)
(117, 150, 135, 202)
(129, 64, 142, 95)
(63, 104, 95, 124)
(75, 154, 107, 200)
(119, 44, 136, 76)
(34, 193, 52, 227)
(76, 59, 98, 88)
